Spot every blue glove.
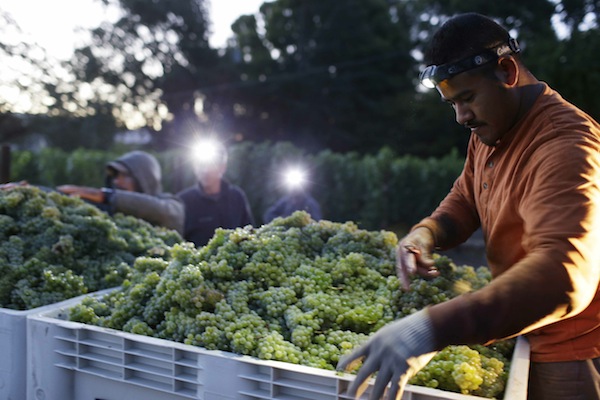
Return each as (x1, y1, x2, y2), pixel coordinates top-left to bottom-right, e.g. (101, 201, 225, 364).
(337, 309, 438, 400)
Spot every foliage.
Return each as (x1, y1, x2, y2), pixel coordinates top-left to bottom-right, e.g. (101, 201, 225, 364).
(11, 147, 117, 187)
(60, 0, 217, 147)
(9, 143, 464, 231)
(1, 1, 599, 157)
(221, 0, 420, 154)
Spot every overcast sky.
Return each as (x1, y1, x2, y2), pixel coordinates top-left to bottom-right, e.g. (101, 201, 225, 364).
(2, 0, 268, 59)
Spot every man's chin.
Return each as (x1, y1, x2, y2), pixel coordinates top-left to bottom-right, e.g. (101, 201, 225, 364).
(475, 133, 498, 147)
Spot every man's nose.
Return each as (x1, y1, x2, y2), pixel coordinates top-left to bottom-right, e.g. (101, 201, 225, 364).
(455, 104, 474, 126)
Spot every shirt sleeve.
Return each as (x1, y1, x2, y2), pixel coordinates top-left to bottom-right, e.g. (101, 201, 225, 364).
(428, 133, 600, 350)
(112, 190, 185, 234)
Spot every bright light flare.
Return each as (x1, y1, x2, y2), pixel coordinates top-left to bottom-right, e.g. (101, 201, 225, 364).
(190, 138, 223, 166)
(283, 167, 307, 190)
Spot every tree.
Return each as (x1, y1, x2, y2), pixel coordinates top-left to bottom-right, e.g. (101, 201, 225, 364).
(214, 0, 425, 154)
(217, 0, 593, 156)
(54, 0, 217, 149)
(1, 0, 599, 157)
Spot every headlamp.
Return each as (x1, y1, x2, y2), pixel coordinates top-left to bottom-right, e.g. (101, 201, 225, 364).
(283, 167, 307, 191)
(419, 38, 520, 89)
(190, 138, 226, 167)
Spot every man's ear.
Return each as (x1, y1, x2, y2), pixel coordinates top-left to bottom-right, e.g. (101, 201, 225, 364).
(496, 57, 519, 86)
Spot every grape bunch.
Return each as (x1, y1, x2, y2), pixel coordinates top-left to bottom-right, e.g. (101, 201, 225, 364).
(68, 211, 512, 398)
(0, 185, 182, 310)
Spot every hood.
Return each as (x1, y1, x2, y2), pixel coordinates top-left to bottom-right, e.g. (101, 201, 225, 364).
(107, 151, 162, 195)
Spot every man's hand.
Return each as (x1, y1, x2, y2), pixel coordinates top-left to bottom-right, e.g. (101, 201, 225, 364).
(337, 309, 437, 400)
(396, 227, 440, 290)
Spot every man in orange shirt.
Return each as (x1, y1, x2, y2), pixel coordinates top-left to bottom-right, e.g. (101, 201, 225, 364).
(338, 13, 600, 400)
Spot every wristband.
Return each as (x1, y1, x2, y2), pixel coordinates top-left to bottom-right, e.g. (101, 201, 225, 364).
(101, 187, 114, 204)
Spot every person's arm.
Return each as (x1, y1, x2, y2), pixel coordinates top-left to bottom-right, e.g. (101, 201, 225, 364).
(111, 190, 185, 234)
(57, 185, 105, 204)
(0, 180, 29, 190)
(429, 136, 600, 347)
(339, 130, 600, 399)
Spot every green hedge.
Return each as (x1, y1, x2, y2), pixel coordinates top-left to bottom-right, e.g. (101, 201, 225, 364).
(7, 143, 464, 232)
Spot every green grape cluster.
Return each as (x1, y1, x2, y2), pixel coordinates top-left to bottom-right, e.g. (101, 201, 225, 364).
(410, 342, 513, 398)
(68, 211, 511, 398)
(0, 186, 182, 310)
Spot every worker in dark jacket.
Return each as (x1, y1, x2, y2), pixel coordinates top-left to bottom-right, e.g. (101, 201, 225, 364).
(177, 140, 254, 247)
(263, 166, 322, 223)
(58, 150, 184, 234)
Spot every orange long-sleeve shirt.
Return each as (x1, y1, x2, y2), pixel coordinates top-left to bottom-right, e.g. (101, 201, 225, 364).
(416, 84, 600, 362)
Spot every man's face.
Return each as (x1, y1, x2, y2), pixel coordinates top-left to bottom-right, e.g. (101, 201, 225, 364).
(195, 162, 226, 187)
(113, 170, 137, 192)
(437, 68, 518, 146)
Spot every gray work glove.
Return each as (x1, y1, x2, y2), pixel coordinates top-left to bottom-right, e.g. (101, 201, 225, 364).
(337, 309, 437, 400)
(396, 227, 440, 290)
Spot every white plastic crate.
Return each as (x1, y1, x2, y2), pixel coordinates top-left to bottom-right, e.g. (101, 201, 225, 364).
(0, 289, 116, 400)
(26, 296, 530, 400)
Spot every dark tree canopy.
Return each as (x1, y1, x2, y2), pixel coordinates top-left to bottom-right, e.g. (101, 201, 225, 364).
(0, 0, 598, 157)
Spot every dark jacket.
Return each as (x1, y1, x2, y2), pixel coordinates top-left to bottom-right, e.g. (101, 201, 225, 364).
(177, 180, 254, 246)
(107, 151, 185, 234)
(263, 192, 322, 223)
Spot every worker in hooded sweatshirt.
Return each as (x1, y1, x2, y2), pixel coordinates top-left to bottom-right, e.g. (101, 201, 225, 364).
(58, 150, 184, 234)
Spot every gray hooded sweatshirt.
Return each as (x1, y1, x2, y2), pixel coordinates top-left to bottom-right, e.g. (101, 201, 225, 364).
(106, 151, 184, 234)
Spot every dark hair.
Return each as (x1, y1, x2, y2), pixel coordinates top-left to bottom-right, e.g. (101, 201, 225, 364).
(425, 13, 511, 66)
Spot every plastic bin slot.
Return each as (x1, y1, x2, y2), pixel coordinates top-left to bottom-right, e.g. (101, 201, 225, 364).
(124, 338, 174, 360)
(52, 352, 78, 370)
(272, 369, 337, 396)
(173, 380, 203, 398)
(336, 378, 375, 400)
(239, 371, 273, 384)
(271, 385, 336, 400)
(54, 346, 78, 357)
(271, 387, 336, 400)
(77, 334, 124, 352)
(124, 369, 174, 391)
(78, 343, 123, 364)
(173, 364, 201, 383)
(78, 358, 124, 380)
(54, 360, 79, 370)
(52, 336, 78, 364)
(173, 348, 201, 368)
(125, 355, 174, 377)
(239, 390, 272, 399)
(51, 328, 80, 368)
(79, 327, 124, 345)
(237, 387, 272, 399)
(238, 363, 273, 383)
(51, 324, 78, 341)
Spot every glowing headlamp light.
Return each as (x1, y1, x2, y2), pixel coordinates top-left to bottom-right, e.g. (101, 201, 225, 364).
(419, 38, 520, 89)
(283, 167, 307, 190)
(190, 139, 225, 166)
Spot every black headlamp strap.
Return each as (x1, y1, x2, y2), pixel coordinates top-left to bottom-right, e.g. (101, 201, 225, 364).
(420, 38, 521, 88)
